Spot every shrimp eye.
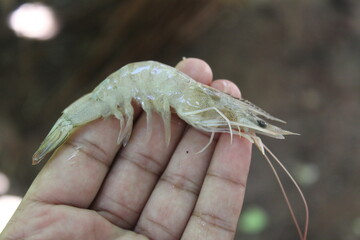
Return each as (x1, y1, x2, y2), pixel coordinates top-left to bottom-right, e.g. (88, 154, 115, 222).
(257, 119, 267, 128)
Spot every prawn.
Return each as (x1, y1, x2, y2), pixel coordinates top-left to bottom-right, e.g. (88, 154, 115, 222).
(32, 61, 308, 239)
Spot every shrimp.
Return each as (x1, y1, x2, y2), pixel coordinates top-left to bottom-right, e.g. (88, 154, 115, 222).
(32, 61, 308, 239)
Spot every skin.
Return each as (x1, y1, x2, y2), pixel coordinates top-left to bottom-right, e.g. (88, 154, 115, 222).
(0, 58, 252, 240)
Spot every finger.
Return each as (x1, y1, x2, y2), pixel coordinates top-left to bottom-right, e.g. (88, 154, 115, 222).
(182, 135, 252, 240)
(23, 116, 126, 207)
(133, 79, 243, 239)
(91, 58, 213, 229)
(133, 128, 216, 239)
(181, 80, 253, 240)
(176, 58, 213, 85)
(211, 79, 242, 99)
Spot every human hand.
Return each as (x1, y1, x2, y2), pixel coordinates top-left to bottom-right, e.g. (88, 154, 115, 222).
(1, 58, 252, 240)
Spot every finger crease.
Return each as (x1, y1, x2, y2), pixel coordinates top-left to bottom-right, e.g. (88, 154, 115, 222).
(144, 216, 178, 240)
(65, 139, 110, 167)
(75, 138, 108, 161)
(111, 193, 140, 215)
(206, 172, 246, 190)
(119, 151, 162, 177)
(97, 208, 133, 228)
(160, 173, 200, 196)
(192, 211, 235, 233)
(136, 151, 163, 170)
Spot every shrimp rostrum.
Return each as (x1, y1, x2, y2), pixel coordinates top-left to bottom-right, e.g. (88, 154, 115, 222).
(32, 61, 308, 240)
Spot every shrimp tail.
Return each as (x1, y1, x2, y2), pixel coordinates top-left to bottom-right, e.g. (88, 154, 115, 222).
(32, 116, 74, 165)
(32, 93, 110, 165)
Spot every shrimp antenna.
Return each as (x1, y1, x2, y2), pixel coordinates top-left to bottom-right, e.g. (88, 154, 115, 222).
(261, 144, 309, 240)
(196, 131, 215, 154)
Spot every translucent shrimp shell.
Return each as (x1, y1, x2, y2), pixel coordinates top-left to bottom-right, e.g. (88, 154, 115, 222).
(32, 61, 296, 164)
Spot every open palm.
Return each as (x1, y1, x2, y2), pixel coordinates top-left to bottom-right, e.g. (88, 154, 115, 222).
(1, 58, 252, 240)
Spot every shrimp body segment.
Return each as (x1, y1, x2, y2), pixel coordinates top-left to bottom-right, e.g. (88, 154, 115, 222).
(32, 61, 296, 164)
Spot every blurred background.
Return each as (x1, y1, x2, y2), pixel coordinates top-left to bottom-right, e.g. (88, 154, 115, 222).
(0, 0, 360, 239)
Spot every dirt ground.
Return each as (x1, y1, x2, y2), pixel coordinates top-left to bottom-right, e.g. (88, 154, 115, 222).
(1, 0, 359, 239)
